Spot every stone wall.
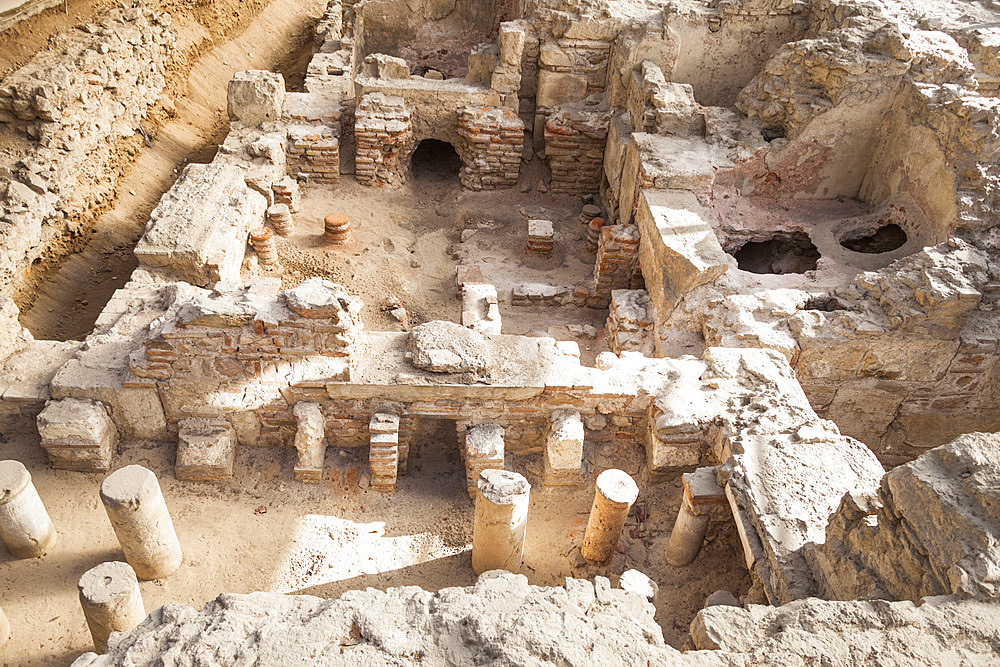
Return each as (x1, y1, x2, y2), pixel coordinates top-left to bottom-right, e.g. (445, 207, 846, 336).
(0, 8, 175, 300)
(808, 431, 1000, 603)
(455, 106, 524, 190)
(133, 163, 267, 287)
(127, 279, 362, 443)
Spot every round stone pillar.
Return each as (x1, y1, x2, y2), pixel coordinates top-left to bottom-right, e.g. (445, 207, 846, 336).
(78, 561, 145, 653)
(581, 469, 638, 563)
(665, 499, 711, 566)
(471, 469, 530, 575)
(0, 460, 57, 558)
(100, 465, 182, 580)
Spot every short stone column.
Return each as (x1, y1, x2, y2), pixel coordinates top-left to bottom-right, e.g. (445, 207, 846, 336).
(666, 466, 725, 566)
(78, 561, 146, 653)
(581, 469, 638, 563)
(100, 466, 182, 580)
(0, 460, 57, 558)
(292, 402, 326, 483)
(471, 469, 530, 574)
(267, 203, 294, 236)
(0, 605, 9, 648)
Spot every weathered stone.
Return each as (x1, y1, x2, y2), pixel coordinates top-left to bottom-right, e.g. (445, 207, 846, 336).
(227, 71, 285, 127)
(175, 419, 237, 482)
(406, 321, 491, 377)
(37, 398, 118, 472)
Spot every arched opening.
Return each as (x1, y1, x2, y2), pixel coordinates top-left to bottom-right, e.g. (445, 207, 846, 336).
(410, 139, 463, 182)
(730, 232, 820, 274)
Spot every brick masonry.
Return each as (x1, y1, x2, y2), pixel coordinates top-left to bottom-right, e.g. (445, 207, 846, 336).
(354, 93, 412, 186)
(545, 103, 612, 195)
(456, 106, 524, 190)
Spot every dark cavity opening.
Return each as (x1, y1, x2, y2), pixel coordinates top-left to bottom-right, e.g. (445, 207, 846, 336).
(411, 139, 462, 181)
(731, 232, 820, 275)
(802, 297, 843, 312)
(839, 223, 907, 254)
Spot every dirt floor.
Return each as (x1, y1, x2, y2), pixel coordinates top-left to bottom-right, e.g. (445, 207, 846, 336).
(9, 0, 326, 341)
(0, 427, 750, 666)
(259, 156, 611, 364)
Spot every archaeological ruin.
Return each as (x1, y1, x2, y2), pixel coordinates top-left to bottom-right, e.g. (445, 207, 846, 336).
(0, 0, 998, 662)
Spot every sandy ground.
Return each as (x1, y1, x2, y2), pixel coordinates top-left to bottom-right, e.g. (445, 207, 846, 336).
(258, 156, 612, 364)
(0, 423, 750, 666)
(10, 0, 326, 341)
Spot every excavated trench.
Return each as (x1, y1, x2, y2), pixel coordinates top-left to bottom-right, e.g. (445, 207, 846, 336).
(12, 0, 322, 341)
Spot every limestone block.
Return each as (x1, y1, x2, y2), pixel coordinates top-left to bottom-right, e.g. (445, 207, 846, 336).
(461, 283, 502, 335)
(134, 163, 267, 287)
(825, 386, 903, 446)
(283, 278, 363, 324)
(292, 402, 325, 482)
(544, 409, 584, 486)
(175, 419, 237, 482)
(636, 188, 730, 316)
(499, 22, 526, 65)
(406, 321, 491, 377)
(467, 44, 499, 85)
(37, 398, 118, 472)
(227, 71, 285, 127)
(536, 69, 588, 109)
(358, 54, 410, 80)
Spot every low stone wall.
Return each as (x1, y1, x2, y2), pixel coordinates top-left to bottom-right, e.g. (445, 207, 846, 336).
(809, 431, 1000, 603)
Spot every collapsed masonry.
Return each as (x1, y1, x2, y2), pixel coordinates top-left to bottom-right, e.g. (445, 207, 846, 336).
(1, 0, 999, 661)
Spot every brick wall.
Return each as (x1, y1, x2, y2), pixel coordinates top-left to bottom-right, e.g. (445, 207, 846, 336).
(354, 93, 412, 186)
(545, 103, 611, 194)
(286, 125, 340, 183)
(456, 106, 524, 190)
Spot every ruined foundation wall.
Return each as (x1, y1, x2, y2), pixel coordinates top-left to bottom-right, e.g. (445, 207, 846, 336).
(0, 8, 175, 301)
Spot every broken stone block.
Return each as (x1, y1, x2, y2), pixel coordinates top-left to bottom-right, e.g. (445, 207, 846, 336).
(37, 398, 118, 472)
(544, 408, 584, 486)
(292, 402, 325, 483)
(406, 321, 491, 377)
(358, 53, 410, 80)
(283, 277, 363, 323)
(461, 283, 501, 335)
(227, 70, 285, 127)
(176, 419, 237, 482)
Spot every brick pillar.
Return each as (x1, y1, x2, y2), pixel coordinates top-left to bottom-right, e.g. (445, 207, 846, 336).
(587, 224, 640, 307)
(354, 93, 412, 186)
(369, 413, 400, 492)
(456, 106, 524, 190)
(464, 423, 505, 499)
